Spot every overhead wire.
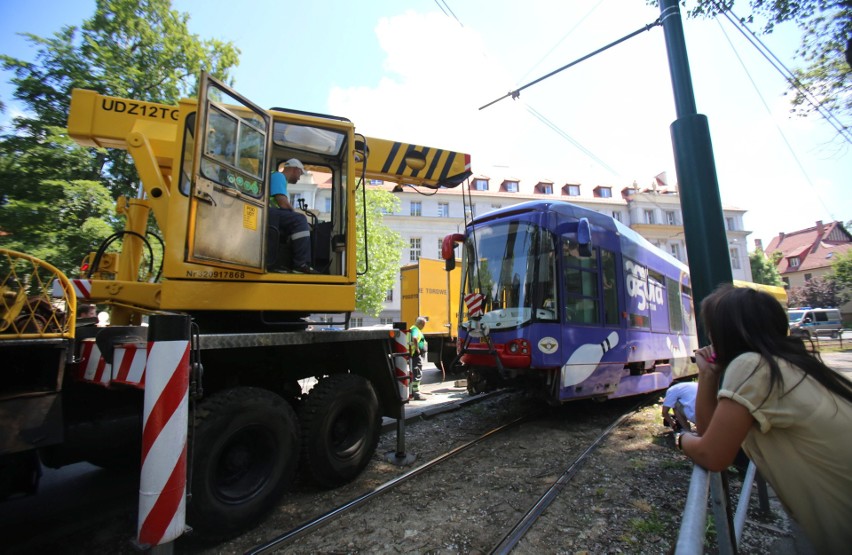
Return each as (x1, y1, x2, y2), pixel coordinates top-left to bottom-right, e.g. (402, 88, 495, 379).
(433, 0, 463, 27)
(710, 1, 851, 144)
(479, 18, 662, 111)
(430, 0, 622, 177)
(524, 105, 621, 178)
(714, 16, 838, 222)
(515, 0, 608, 85)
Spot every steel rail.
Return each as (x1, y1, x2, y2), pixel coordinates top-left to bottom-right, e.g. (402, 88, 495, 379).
(245, 410, 538, 555)
(489, 395, 655, 554)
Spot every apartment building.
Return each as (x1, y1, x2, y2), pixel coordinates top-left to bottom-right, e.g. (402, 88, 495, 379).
(289, 170, 752, 326)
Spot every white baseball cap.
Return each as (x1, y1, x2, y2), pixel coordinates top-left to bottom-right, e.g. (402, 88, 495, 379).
(283, 158, 306, 172)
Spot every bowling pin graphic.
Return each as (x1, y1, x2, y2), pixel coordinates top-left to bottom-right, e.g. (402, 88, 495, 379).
(561, 331, 619, 387)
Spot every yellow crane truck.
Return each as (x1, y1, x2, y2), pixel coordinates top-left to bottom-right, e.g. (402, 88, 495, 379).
(0, 73, 471, 540)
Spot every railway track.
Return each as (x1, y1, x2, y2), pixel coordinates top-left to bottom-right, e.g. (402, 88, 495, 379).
(2, 388, 668, 554)
(235, 394, 652, 554)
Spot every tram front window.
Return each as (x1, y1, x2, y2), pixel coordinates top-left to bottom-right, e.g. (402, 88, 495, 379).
(461, 221, 557, 327)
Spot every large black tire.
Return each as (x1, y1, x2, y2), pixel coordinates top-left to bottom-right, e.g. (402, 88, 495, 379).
(298, 374, 381, 488)
(186, 387, 299, 541)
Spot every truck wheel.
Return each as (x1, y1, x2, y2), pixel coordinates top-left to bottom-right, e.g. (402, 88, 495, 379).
(298, 374, 380, 488)
(186, 387, 299, 541)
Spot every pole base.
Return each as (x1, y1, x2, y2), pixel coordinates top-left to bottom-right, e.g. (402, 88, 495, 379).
(385, 450, 416, 466)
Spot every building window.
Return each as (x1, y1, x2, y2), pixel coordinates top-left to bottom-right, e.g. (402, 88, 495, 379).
(536, 183, 553, 194)
(593, 186, 612, 198)
(290, 192, 306, 207)
(491, 203, 501, 211)
(789, 256, 800, 268)
(380, 317, 394, 325)
(643, 209, 656, 224)
(612, 211, 622, 222)
(465, 204, 476, 218)
(563, 184, 581, 196)
(804, 273, 812, 281)
(473, 179, 489, 191)
(665, 210, 677, 225)
(729, 248, 741, 269)
(350, 317, 363, 328)
(410, 237, 421, 262)
(410, 201, 422, 216)
(670, 243, 681, 260)
(438, 202, 449, 217)
(323, 197, 332, 212)
(502, 180, 519, 192)
(726, 217, 736, 231)
(385, 289, 393, 302)
(782, 277, 790, 288)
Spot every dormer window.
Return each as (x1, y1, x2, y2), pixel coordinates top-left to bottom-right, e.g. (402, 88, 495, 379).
(562, 184, 581, 196)
(593, 186, 612, 198)
(535, 182, 553, 194)
(789, 256, 800, 268)
(501, 180, 519, 193)
(473, 178, 489, 191)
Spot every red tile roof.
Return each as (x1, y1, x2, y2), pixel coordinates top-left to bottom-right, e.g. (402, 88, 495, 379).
(764, 221, 852, 274)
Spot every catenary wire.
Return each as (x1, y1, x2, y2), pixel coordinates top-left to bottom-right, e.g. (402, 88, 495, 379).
(714, 17, 838, 222)
(711, 1, 851, 144)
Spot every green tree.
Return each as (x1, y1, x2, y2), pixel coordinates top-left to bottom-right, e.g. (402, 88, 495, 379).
(0, 0, 240, 274)
(679, 1, 851, 131)
(749, 247, 783, 286)
(355, 187, 406, 317)
(831, 249, 852, 295)
(787, 275, 850, 308)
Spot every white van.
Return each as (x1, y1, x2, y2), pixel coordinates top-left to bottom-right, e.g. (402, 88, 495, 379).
(788, 307, 843, 338)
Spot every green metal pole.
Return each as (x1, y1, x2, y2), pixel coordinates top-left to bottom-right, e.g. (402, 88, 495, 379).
(660, 0, 733, 344)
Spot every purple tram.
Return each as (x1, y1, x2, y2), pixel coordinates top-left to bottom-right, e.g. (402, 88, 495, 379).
(442, 201, 698, 403)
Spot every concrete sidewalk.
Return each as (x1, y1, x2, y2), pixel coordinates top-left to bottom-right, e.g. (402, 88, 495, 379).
(381, 362, 472, 432)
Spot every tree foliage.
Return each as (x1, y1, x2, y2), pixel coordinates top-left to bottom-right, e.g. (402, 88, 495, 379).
(830, 249, 852, 293)
(749, 247, 784, 285)
(679, 1, 851, 130)
(355, 187, 406, 317)
(787, 274, 850, 308)
(0, 0, 240, 274)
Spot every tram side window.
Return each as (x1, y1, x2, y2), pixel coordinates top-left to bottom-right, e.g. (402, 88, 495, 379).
(624, 258, 650, 328)
(563, 239, 600, 324)
(534, 233, 558, 320)
(666, 277, 684, 333)
(648, 269, 669, 332)
(601, 249, 618, 325)
(682, 285, 696, 337)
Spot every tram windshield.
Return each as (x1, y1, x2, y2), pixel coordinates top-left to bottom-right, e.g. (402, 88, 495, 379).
(460, 221, 557, 327)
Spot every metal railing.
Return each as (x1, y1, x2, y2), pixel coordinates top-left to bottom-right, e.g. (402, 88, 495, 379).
(675, 461, 768, 554)
(1, 248, 76, 338)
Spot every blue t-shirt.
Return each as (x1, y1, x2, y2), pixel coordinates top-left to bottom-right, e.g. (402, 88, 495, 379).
(270, 171, 288, 202)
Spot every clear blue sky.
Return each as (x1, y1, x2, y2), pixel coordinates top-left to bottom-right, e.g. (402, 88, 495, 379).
(1, 0, 849, 248)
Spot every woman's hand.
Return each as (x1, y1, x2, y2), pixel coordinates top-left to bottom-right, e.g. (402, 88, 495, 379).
(693, 345, 722, 434)
(695, 345, 720, 378)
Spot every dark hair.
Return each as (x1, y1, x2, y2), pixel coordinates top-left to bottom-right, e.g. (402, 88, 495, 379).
(77, 303, 96, 317)
(701, 284, 852, 403)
